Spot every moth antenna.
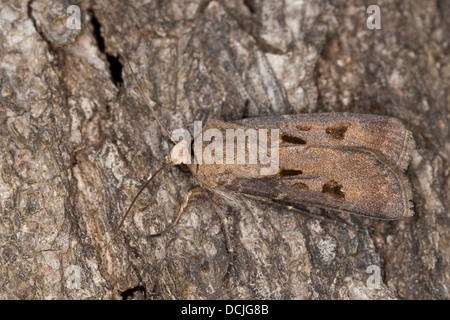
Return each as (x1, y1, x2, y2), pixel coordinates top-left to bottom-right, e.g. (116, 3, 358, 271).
(112, 161, 174, 239)
(118, 50, 175, 144)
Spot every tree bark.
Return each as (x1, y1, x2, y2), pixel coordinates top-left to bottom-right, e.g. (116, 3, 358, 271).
(0, 0, 448, 299)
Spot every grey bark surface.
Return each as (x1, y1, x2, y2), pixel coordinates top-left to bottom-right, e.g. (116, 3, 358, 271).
(0, 0, 448, 299)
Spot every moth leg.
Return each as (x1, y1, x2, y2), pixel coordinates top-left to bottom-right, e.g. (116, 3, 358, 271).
(151, 187, 235, 286)
(150, 186, 204, 238)
(204, 192, 235, 287)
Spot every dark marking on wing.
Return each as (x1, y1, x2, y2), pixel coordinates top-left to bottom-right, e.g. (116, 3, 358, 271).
(279, 169, 303, 177)
(322, 180, 345, 200)
(280, 133, 306, 144)
(291, 182, 309, 190)
(295, 124, 312, 131)
(325, 124, 350, 140)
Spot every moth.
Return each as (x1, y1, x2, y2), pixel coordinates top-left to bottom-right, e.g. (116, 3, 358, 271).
(180, 114, 415, 220)
(114, 52, 415, 240)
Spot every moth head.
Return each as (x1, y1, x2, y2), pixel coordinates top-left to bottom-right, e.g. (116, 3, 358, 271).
(167, 139, 191, 165)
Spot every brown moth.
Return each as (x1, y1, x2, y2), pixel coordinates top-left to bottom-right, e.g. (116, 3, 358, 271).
(115, 52, 415, 240)
(181, 114, 415, 220)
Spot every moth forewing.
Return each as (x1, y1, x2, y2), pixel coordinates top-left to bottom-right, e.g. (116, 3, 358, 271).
(227, 147, 413, 219)
(189, 114, 414, 220)
(234, 113, 415, 171)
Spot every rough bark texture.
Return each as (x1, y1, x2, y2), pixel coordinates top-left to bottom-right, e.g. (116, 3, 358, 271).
(0, 0, 448, 299)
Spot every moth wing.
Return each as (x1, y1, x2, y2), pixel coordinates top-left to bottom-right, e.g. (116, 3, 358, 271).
(222, 146, 413, 219)
(234, 113, 415, 171)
